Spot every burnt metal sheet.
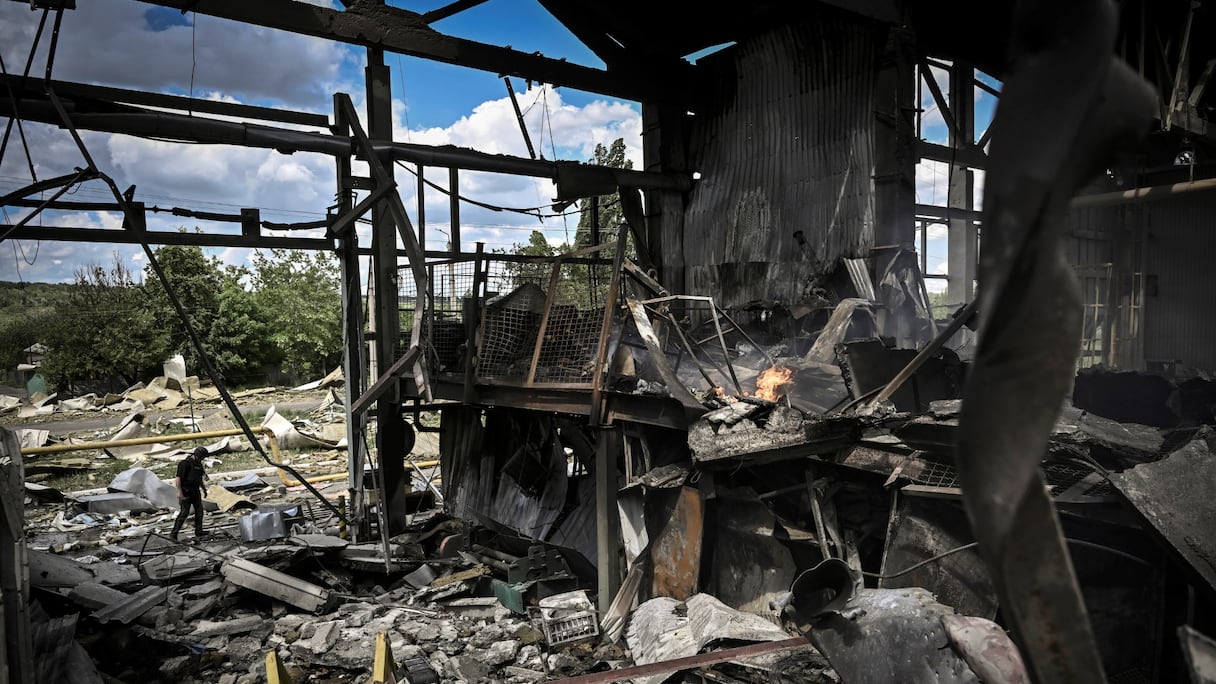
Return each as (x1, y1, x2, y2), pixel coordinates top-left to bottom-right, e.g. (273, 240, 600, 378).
(705, 494, 796, 616)
(677, 18, 881, 309)
(788, 586, 985, 683)
(1138, 193, 1216, 372)
(943, 615, 1029, 684)
(650, 486, 704, 601)
(1109, 430, 1216, 591)
(837, 339, 964, 413)
(625, 593, 796, 684)
(880, 494, 997, 619)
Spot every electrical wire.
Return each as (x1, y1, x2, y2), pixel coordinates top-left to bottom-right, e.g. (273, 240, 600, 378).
(862, 536, 1154, 580)
(391, 160, 612, 220)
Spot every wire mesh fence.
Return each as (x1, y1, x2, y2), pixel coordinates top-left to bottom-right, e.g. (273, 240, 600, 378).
(397, 242, 620, 389)
(479, 255, 616, 385)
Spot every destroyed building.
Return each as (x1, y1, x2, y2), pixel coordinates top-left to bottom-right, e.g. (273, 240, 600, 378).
(4, 0, 1216, 683)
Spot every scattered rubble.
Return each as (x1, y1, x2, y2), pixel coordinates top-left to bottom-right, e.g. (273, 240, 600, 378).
(7, 284, 1216, 683)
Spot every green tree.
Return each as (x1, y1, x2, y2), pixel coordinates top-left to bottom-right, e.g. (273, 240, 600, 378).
(208, 265, 275, 382)
(573, 138, 631, 249)
(250, 249, 342, 381)
(143, 242, 224, 372)
(41, 255, 168, 392)
(0, 282, 69, 380)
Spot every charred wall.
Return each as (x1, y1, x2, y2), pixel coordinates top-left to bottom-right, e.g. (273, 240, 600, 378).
(676, 15, 883, 310)
(1140, 192, 1216, 372)
(1066, 191, 1216, 373)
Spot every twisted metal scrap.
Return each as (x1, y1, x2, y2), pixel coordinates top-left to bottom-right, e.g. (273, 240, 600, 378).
(955, 1, 1155, 682)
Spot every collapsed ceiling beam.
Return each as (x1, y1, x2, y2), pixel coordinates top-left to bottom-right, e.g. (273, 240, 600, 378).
(0, 90, 691, 192)
(130, 0, 659, 103)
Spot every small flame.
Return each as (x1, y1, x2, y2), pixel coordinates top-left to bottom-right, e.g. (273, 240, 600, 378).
(754, 365, 794, 402)
(711, 386, 738, 403)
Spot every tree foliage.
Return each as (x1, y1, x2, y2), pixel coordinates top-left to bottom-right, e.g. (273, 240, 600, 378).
(144, 244, 224, 372)
(573, 138, 631, 249)
(0, 282, 70, 381)
(40, 255, 168, 392)
(250, 249, 342, 380)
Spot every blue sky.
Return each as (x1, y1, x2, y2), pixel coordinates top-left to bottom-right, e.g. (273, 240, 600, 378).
(1, 1, 996, 286)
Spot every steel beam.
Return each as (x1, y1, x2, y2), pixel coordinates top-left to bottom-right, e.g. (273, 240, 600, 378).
(0, 223, 331, 249)
(873, 28, 917, 250)
(916, 140, 987, 169)
(0, 74, 327, 127)
(595, 424, 621, 617)
(0, 93, 689, 191)
(131, 0, 659, 102)
(946, 61, 977, 311)
(363, 50, 411, 535)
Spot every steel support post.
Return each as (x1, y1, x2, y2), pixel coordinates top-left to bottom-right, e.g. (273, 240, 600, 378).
(448, 167, 460, 252)
(873, 27, 917, 251)
(595, 424, 622, 616)
(334, 98, 368, 531)
(946, 61, 977, 311)
(366, 47, 409, 534)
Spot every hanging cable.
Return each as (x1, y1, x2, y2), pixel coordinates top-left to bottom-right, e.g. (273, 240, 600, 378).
(188, 12, 198, 112)
(0, 8, 50, 182)
(392, 159, 612, 219)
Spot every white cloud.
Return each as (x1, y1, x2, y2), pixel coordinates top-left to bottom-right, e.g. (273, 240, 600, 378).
(0, 0, 360, 110)
(2, 1, 644, 281)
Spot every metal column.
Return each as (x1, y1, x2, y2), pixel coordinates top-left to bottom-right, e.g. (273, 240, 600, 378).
(946, 61, 977, 310)
(335, 98, 368, 529)
(873, 27, 917, 251)
(595, 424, 622, 616)
(366, 46, 410, 533)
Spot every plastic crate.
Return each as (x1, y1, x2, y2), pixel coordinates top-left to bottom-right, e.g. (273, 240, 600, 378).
(535, 590, 600, 646)
(540, 609, 599, 646)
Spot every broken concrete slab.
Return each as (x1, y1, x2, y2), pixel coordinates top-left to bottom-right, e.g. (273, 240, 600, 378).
(222, 557, 333, 613)
(191, 615, 264, 638)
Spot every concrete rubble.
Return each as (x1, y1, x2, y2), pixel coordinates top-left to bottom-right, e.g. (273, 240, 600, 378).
(5, 292, 1216, 683)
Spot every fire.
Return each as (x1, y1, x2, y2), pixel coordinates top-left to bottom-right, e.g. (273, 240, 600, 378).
(711, 386, 738, 403)
(754, 365, 794, 402)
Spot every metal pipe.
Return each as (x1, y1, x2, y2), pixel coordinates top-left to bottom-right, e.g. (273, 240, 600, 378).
(21, 426, 281, 459)
(1070, 176, 1216, 208)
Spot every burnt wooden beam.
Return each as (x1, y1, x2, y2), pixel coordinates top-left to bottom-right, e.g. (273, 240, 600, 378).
(131, 0, 658, 102)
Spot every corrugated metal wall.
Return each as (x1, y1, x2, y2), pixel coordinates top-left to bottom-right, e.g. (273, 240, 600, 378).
(1141, 192, 1216, 370)
(678, 18, 882, 309)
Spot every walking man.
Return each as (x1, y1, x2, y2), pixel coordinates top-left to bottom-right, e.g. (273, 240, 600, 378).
(171, 447, 209, 541)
